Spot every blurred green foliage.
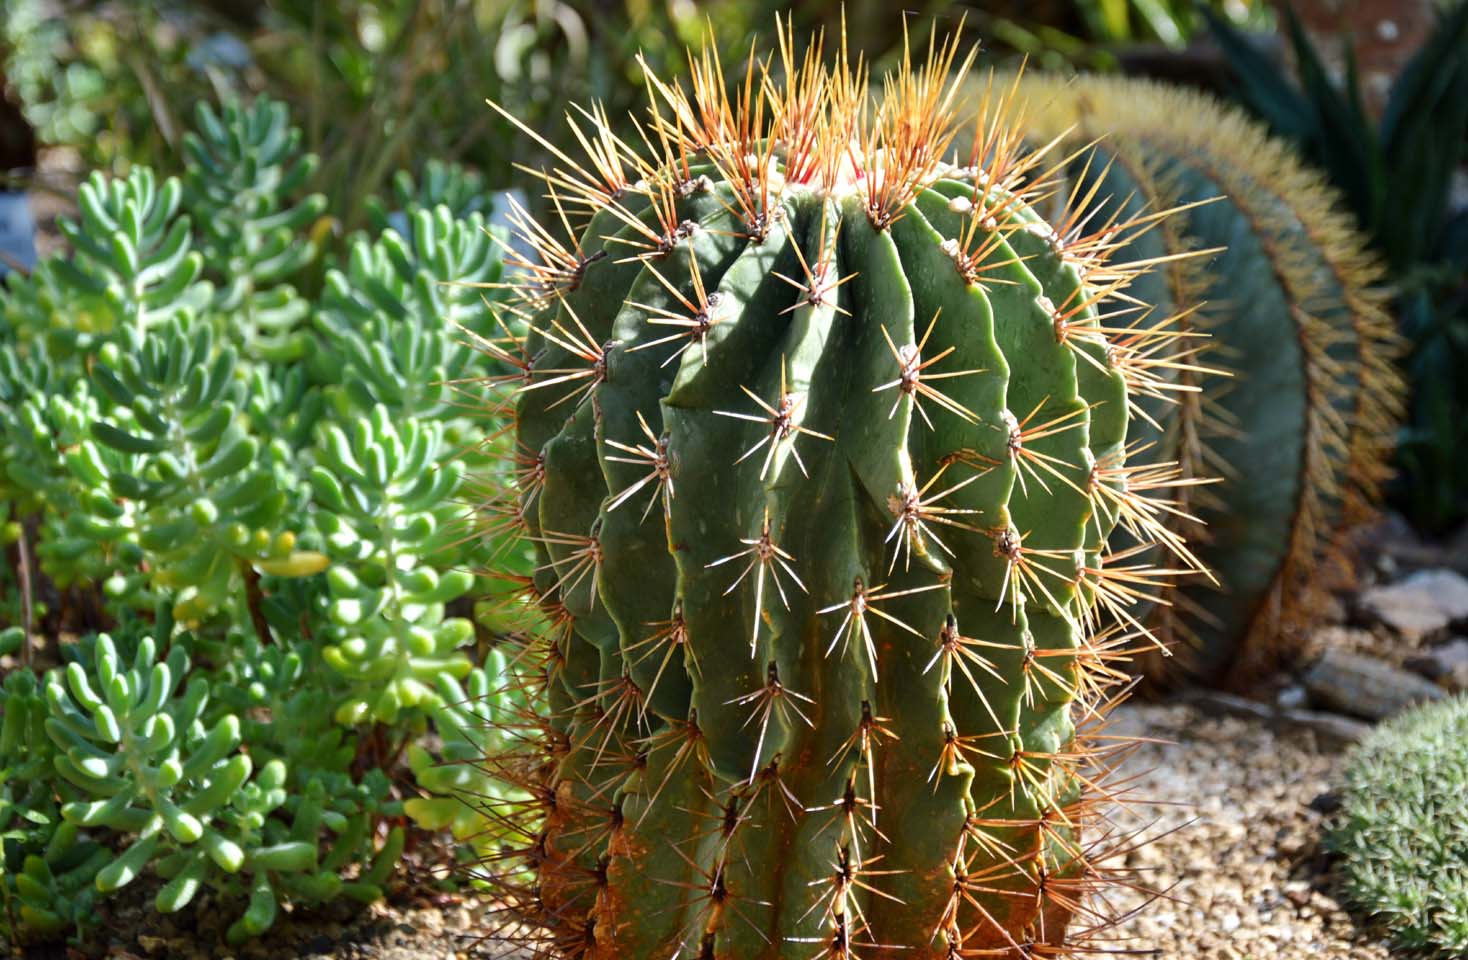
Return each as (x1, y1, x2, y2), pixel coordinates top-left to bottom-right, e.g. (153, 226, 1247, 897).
(1205, 2, 1468, 531)
(1, 0, 831, 227)
(3, 1, 1270, 225)
(953, 0, 1271, 71)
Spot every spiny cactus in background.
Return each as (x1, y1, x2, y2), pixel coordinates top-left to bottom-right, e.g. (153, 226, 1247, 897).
(476, 30, 1207, 959)
(1203, 2, 1468, 533)
(1327, 695, 1468, 957)
(1009, 74, 1404, 687)
(0, 95, 529, 946)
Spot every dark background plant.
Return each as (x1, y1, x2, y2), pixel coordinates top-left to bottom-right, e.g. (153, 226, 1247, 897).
(1203, 1, 1468, 532)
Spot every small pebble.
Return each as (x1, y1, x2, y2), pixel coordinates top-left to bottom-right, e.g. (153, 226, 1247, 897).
(1103, 702, 1391, 959)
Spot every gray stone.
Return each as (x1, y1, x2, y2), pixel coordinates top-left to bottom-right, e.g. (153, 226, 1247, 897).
(1302, 648, 1446, 720)
(1184, 689, 1275, 722)
(1277, 709, 1372, 747)
(1358, 568, 1468, 638)
(1404, 637, 1468, 681)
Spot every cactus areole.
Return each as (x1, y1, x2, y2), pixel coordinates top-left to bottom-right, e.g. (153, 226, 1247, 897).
(483, 28, 1205, 960)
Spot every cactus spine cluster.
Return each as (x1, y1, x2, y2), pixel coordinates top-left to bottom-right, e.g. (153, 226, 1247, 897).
(480, 33, 1206, 959)
(1011, 75, 1404, 685)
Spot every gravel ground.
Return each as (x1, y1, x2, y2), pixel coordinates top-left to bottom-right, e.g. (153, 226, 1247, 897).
(1106, 700, 1388, 960)
(7, 696, 1389, 960)
(9, 881, 508, 960)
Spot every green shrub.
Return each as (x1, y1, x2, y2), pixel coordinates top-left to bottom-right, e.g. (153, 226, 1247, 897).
(0, 95, 528, 946)
(1327, 695, 1468, 956)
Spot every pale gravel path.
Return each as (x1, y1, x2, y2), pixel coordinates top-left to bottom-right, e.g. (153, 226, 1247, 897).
(1105, 701, 1388, 960)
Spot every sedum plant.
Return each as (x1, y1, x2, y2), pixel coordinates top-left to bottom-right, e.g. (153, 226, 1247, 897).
(0, 94, 527, 947)
(1, 670, 105, 942)
(1009, 73, 1405, 687)
(477, 29, 1207, 959)
(312, 405, 475, 725)
(403, 652, 532, 865)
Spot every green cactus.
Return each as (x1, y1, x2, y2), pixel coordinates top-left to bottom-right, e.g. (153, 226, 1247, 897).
(481, 32, 1202, 959)
(1010, 74, 1404, 686)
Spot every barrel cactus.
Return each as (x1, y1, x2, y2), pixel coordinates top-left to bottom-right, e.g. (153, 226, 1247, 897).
(1009, 74, 1404, 686)
(478, 32, 1205, 959)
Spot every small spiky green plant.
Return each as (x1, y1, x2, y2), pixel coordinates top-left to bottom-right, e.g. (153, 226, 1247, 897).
(1327, 695, 1468, 957)
(1009, 74, 1404, 686)
(475, 28, 1207, 959)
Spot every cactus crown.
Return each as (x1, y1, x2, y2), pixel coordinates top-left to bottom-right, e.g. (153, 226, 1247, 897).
(482, 26, 1207, 960)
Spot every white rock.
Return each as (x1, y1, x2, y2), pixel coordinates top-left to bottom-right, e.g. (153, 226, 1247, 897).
(1359, 568, 1468, 637)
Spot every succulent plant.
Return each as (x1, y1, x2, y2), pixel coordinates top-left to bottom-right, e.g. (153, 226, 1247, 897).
(368, 159, 492, 231)
(1009, 73, 1404, 687)
(312, 405, 476, 724)
(183, 97, 326, 365)
(0, 94, 525, 945)
(0, 670, 100, 944)
(43, 634, 276, 916)
(1327, 695, 1468, 957)
(478, 31, 1204, 959)
(55, 168, 213, 342)
(403, 652, 532, 859)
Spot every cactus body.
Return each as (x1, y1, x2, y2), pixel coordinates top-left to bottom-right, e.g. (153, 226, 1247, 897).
(487, 37, 1199, 959)
(1012, 75, 1404, 686)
